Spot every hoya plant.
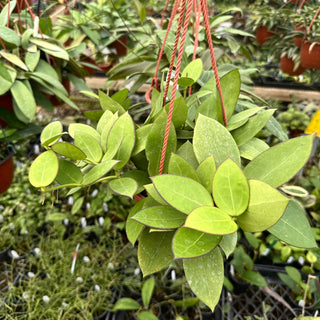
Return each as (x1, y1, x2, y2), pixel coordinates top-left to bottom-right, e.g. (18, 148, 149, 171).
(29, 58, 317, 312)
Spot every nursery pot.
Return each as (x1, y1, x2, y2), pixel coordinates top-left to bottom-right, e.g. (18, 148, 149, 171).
(280, 55, 306, 76)
(300, 42, 320, 69)
(293, 24, 306, 48)
(0, 153, 14, 194)
(0, 93, 14, 128)
(109, 35, 128, 57)
(255, 26, 274, 45)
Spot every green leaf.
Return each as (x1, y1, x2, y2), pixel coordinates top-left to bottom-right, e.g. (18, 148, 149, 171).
(172, 228, 222, 259)
(237, 180, 289, 232)
(74, 131, 102, 163)
(96, 110, 114, 134)
(132, 124, 152, 156)
(242, 271, 267, 287)
(193, 114, 240, 166)
(99, 91, 126, 114)
(34, 59, 59, 80)
(268, 200, 317, 248)
(109, 178, 138, 199)
(212, 159, 249, 216)
(0, 51, 28, 71)
(55, 159, 82, 185)
(82, 160, 118, 185)
(176, 141, 199, 169)
(126, 198, 146, 245)
(142, 277, 155, 308)
(239, 138, 269, 160)
(30, 38, 69, 60)
(106, 112, 135, 169)
(69, 123, 101, 143)
(11, 80, 36, 123)
(133, 0, 146, 23)
(132, 205, 186, 229)
(25, 50, 40, 72)
(178, 59, 203, 87)
(151, 175, 213, 214)
(232, 109, 275, 146)
(168, 153, 199, 182)
(138, 229, 174, 276)
(219, 232, 237, 258)
(183, 248, 224, 311)
(164, 97, 188, 129)
(84, 110, 104, 122)
(285, 266, 301, 283)
(40, 121, 63, 146)
(29, 150, 59, 187)
(51, 142, 87, 160)
(0, 1, 16, 28)
(146, 110, 177, 176)
(122, 170, 150, 194)
(185, 206, 238, 235)
(244, 135, 314, 187)
(111, 88, 129, 104)
(112, 298, 140, 311)
(196, 156, 216, 193)
(100, 112, 119, 153)
(144, 185, 167, 205)
(0, 65, 16, 95)
(227, 107, 264, 131)
(0, 26, 20, 46)
(137, 311, 159, 320)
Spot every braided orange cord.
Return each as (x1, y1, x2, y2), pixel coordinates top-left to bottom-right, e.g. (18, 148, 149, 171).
(162, 0, 187, 106)
(159, 0, 194, 175)
(296, 0, 308, 13)
(145, 0, 181, 104)
(307, 6, 320, 34)
(199, 0, 227, 126)
(160, 0, 172, 27)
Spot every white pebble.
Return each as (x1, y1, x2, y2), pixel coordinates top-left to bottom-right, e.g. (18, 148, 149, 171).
(64, 218, 69, 226)
(98, 217, 104, 226)
(22, 292, 30, 300)
(67, 196, 74, 206)
(107, 262, 114, 270)
(94, 284, 100, 292)
(42, 295, 50, 303)
(27, 272, 35, 278)
(298, 256, 305, 265)
(86, 203, 90, 210)
(287, 256, 294, 264)
(33, 144, 40, 154)
(10, 250, 19, 259)
(134, 268, 140, 276)
(103, 202, 108, 212)
(76, 277, 83, 283)
(33, 248, 41, 256)
(298, 300, 305, 307)
(62, 302, 68, 308)
(171, 270, 176, 281)
(83, 256, 90, 263)
(80, 217, 87, 228)
(91, 189, 98, 198)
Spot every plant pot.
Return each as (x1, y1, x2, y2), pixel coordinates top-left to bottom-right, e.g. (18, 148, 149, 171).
(80, 57, 97, 76)
(255, 26, 274, 45)
(109, 35, 128, 57)
(0, 93, 14, 128)
(0, 153, 14, 194)
(300, 42, 320, 69)
(294, 24, 306, 48)
(280, 55, 306, 76)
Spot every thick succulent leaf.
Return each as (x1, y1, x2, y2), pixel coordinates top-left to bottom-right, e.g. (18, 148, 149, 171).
(132, 124, 152, 156)
(185, 206, 238, 235)
(219, 232, 237, 258)
(30, 38, 69, 60)
(100, 112, 119, 152)
(176, 141, 199, 169)
(268, 200, 317, 248)
(164, 97, 188, 129)
(25, 50, 40, 72)
(232, 109, 275, 146)
(132, 205, 186, 229)
(29, 150, 59, 187)
(97, 110, 114, 134)
(168, 153, 199, 182)
(51, 142, 87, 160)
(69, 123, 101, 144)
(172, 228, 222, 259)
(244, 135, 314, 187)
(0, 51, 28, 71)
(40, 121, 63, 146)
(82, 160, 118, 185)
(183, 248, 224, 311)
(146, 110, 177, 176)
(99, 90, 126, 114)
(196, 156, 216, 193)
(179, 58, 203, 87)
(109, 178, 138, 199)
(55, 159, 82, 185)
(212, 159, 249, 216)
(112, 298, 140, 311)
(126, 198, 146, 245)
(227, 107, 264, 131)
(237, 180, 289, 232)
(0, 26, 20, 46)
(138, 229, 174, 276)
(74, 131, 102, 163)
(0, 65, 16, 95)
(105, 112, 135, 169)
(11, 80, 36, 123)
(239, 138, 269, 160)
(193, 114, 240, 166)
(151, 174, 213, 214)
(144, 184, 167, 205)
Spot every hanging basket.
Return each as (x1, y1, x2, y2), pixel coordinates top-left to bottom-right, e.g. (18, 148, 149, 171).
(300, 42, 320, 69)
(280, 55, 306, 76)
(0, 153, 14, 194)
(255, 26, 274, 45)
(293, 24, 306, 48)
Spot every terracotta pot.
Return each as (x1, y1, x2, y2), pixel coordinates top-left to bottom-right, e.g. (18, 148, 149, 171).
(300, 42, 320, 69)
(109, 35, 128, 57)
(280, 55, 306, 76)
(0, 154, 14, 194)
(80, 57, 97, 76)
(255, 26, 274, 45)
(0, 93, 14, 128)
(293, 24, 306, 48)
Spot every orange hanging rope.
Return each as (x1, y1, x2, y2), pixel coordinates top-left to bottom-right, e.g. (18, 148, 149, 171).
(160, 0, 172, 27)
(199, 0, 227, 126)
(145, 0, 181, 104)
(296, 0, 308, 13)
(306, 6, 320, 35)
(159, 0, 194, 175)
